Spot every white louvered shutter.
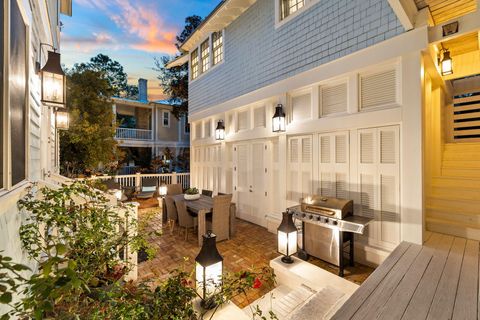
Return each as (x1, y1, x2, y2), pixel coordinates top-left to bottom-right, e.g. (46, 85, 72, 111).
(195, 122, 202, 140)
(253, 106, 266, 128)
(357, 126, 400, 248)
(237, 110, 249, 131)
(287, 136, 312, 205)
(321, 83, 348, 116)
(360, 68, 398, 110)
(292, 93, 311, 122)
(204, 120, 211, 138)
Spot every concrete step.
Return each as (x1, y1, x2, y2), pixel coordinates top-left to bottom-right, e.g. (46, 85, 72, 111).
(426, 217, 480, 241)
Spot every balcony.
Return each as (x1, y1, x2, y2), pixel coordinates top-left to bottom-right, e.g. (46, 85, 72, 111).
(116, 128, 152, 140)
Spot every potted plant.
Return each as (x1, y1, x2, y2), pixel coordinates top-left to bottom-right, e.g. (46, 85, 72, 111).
(184, 187, 200, 200)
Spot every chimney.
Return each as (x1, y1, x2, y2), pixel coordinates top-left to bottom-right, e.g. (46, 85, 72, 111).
(138, 78, 148, 101)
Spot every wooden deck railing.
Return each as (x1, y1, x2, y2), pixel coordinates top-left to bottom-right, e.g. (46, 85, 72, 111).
(115, 128, 152, 140)
(87, 172, 190, 190)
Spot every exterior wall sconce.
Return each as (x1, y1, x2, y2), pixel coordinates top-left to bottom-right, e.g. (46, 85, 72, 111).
(215, 120, 225, 140)
(195, 231, 223, 309)
(277, 211, 297, 264)
(272, 104, 286, 132)
(440, 49, 453, 76)
(38, 44, 66, 108)
(55, 110, 69, 130)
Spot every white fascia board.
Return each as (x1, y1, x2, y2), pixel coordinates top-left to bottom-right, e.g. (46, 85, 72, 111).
(387, 0, 418, 31)
(428, 8, 480, 44)
(166, 54, 189, 68)
(189, 27, 429, 122)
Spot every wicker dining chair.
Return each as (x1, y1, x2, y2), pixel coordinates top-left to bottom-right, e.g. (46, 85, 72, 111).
(201, 189, 213, 197)
(167, 183, 183, 195)
(175, 199, 198, 241)
(207, 194, 232, 242)
(164, 196, 178, 234)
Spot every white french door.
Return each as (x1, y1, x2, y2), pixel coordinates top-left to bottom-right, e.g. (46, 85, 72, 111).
(233, 140, 271, 227)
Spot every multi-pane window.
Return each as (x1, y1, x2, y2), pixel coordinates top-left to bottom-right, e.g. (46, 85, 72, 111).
(191, 49, 199, 80)
(162, 111, 170, 127)
(200, 39, 210, 73)
(212, 31, 223, 66)
(281, 0, 305, 20)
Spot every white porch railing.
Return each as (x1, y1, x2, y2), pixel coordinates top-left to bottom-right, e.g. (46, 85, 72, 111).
(88, 172, 190, 191)
(115, 128, 152, 140)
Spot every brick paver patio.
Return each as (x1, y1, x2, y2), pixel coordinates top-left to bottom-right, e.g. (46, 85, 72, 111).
(136, 205, 374, 307)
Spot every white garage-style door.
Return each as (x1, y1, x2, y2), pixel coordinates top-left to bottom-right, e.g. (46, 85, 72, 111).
(287, 125, 400, 250)
(233, 140, 272, 227)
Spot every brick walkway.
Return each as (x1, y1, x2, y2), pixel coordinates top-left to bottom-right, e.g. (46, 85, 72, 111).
(136, 205, 374, 307)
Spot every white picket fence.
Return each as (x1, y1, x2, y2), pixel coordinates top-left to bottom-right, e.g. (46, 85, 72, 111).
(87, 172, 190, 190)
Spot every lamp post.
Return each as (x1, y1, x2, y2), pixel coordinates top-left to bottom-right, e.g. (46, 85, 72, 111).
(215, 120, 225, 141)
(195, 232, 223, 309)
(272, 104, 286, 132)
(277, 211, 297, 264)
(159, 182, 167, 197)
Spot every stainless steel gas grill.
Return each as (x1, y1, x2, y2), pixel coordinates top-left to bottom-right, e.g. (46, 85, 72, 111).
(288, 195, 372, 277)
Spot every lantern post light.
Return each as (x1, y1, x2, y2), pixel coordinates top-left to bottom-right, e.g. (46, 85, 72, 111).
(272, 104, 286, 132)
(440, 49, 453, 76)
(215, 120, 225, 141)
(277, 210, 298, 264)
(159, 181, 168, 197)
(195, 231, 223, 309)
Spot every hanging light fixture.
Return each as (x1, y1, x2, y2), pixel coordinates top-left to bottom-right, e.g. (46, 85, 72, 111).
(215, 120, 225, 140)
(277, 211, 297, 264)
(38, 45, 66, 108)
(440, 48, 453, 76)
(195, 231, 223, 309)
(272, 104, 286, 132)
(55, 110, 69, 130)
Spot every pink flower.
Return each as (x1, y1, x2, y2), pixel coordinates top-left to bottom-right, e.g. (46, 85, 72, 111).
(253, 278, 262, 289)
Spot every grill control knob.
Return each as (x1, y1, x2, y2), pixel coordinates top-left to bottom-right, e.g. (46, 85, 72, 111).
(308, 215, 313, 220)
(302, 213, 306, 218)
(332, 220, 338, 226)
(324, 218, 329, 223)
(315, 216, 320, 221)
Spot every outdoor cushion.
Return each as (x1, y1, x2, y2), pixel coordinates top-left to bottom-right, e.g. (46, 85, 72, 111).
(136, 191, 155, 199)
(142, 186, 156, 192)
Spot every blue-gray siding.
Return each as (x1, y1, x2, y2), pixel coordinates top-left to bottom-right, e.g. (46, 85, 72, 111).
(189, 0, 403, 112)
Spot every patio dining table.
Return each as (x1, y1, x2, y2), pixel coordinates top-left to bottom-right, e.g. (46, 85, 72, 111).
(171, 194, 216, 246)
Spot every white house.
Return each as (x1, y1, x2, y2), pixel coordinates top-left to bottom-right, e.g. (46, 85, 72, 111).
(171, 0, 480, 265)
(0, 0, 71, 311)
(113, 79, 190, 173)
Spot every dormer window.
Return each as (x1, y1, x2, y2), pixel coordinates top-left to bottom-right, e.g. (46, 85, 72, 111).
(191, 49, 199, 80)
(201, 39, 210, 73)
(212, 31, 223, 66)
(281, 0, 304, 19)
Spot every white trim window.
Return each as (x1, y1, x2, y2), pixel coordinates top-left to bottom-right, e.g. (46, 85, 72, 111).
(162, 111, 170, 127)
(212, 31, 223, 66)
(281, 0, 304, 20)
(200, 39, 210, 73)
(191, 48, 199, 80)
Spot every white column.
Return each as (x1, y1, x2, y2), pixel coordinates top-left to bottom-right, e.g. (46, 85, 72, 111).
(401, 51, 424, 244)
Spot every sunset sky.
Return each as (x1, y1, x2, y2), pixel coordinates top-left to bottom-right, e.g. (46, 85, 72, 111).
(61, 0, 220, 101)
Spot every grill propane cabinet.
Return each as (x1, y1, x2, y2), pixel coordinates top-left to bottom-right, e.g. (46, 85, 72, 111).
(288, 196, 372, 277)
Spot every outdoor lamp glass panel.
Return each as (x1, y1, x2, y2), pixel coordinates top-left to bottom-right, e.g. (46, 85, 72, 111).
(277, 211, 297, 264)
(159, 183, 167, 197)
(195, 232, 223, 309)
(55, 111, 69, 130)
(441, 50, 453, 76)
(215, 120, 225, 140)
(41, 51, 66, 108)
(272, 104, 286, 132)
(114, 189, 122, 201)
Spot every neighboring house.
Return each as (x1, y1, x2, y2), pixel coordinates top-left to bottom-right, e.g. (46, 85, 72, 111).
(113, 79, 190, 173)
(172, 0, 480, 265)
(0, 0, 72, 313)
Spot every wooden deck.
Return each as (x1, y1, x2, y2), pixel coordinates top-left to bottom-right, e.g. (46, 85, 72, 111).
(332, 232, 479, 320)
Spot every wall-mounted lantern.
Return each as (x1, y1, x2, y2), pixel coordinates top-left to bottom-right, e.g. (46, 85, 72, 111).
(215, 120, 225, 141)
(55, 110, 69, 130)
(277, 211, 297, 264)
(272, 104, 286, 133)
(38, 44, 66, 109)
(440, 49, 453, 76)
(195, 231, 223, 309)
